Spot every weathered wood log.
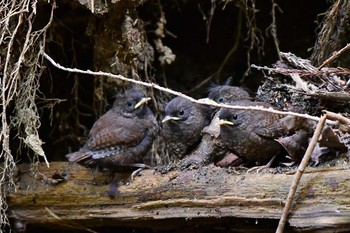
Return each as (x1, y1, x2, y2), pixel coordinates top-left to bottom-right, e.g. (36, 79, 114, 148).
(7, 162, 350, 232)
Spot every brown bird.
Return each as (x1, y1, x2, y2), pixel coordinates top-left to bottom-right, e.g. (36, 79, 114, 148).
(218, 100, 318, 169)
(172, 83, 251, 169)
(203, 84, 251, 167)
(218, 100, 286, 167)
(161, 97, 213, 160)
(208, 85, 251, 104)
(66, 88, 159, 171)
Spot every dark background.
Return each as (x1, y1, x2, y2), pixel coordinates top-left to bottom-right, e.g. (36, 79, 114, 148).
(20, 0, 331, 165)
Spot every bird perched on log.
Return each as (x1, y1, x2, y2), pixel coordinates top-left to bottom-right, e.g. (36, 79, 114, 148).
(161, 97, 213, 160)
(168, 84, 252, 170)
(218, 100, 300, 169)
(200, 84, 252, 167)
(219, 100, 284, 169)
(66, 88, 158, 173)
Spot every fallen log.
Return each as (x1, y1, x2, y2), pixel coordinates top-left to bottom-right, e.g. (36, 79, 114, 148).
(6, 162, 350, 232)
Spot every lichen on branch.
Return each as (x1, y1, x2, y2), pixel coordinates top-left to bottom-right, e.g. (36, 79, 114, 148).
(0, 1, 55, 230)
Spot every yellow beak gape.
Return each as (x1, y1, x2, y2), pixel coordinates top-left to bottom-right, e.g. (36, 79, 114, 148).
(134, 97, 152, 109)
(162, 116, 181, 123)
(217, 119, 234, 126)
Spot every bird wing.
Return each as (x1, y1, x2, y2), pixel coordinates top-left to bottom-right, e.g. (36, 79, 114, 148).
(252, 113, 287, 138)
(254, 115, 315, 138)
(86, 112, 147, 150)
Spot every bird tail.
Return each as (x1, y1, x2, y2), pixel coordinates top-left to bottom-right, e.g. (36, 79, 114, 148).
(66, 150, 95, 165)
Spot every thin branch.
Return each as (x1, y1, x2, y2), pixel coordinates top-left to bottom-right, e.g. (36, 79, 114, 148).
(317, 43, 350, 69)
(275, 113, 327, 233)
(323, 110, 350, 133)
(242, 0, 265, 79)
(206, 0, 217, 44)
(252, 64, 350, 77)
(324, 110, 350, 125)
(269, 0, 282, 60)
(43, 52, 334, 124)
(90, 0, 94, 13)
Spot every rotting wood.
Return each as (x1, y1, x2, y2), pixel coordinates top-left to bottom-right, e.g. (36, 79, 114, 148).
(6, 162, 350, 231)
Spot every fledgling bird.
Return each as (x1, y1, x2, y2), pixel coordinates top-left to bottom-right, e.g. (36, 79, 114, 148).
(218, 100, 286, 167)
(161, 97, 213, 160)
(208, 85, 251, 104)
(172, 84, 252, 169)
(200, 84, 251, 167)
(66, 88, 158, 172)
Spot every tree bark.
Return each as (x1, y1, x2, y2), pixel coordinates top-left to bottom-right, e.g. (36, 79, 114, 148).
(311, 0, 350, 67)
(7, 162, 350, 232)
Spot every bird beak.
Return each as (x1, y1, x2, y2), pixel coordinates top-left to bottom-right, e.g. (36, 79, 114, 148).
(134, 97, 152, 109)
(162, 115, 181, 123)
(217, 119, 234, 126)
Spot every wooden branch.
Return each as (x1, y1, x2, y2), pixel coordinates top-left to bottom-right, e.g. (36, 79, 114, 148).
(317, 43, 350, 70)
(276, 113, 327, 233)
(44, 52, 332, 123)
(7, 162, 350, 231)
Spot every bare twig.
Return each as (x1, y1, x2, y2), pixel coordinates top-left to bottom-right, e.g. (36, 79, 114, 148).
(43, 52, 334, 123)
(275, 113, 327, 233)
(323, 110, 350, 133)
(318, 43, 350, 70)
(304, 91, 350, 102)
(90, 0, 94, 13)
(243, 0, 265, 78)
(206, 0, 217, 44)
(268, 0, 282, 60)
(251, 64, 350, 77)
(324, 110, 350, 125)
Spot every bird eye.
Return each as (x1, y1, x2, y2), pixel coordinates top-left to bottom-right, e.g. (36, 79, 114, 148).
(232, 115, 238, 120)
(179, 109, 185, 116)
(127, 100, 133, 107)
(218, 97, 224, 103)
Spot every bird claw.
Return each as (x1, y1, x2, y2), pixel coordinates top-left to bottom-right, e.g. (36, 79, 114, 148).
(246, 155, 277, 173)
(131, 168, 143, 181)
(132, 163, 151, 169)
(178, 159, 201, 171)
(130, 163, 151, 181)
(246, 165, 270, 173)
